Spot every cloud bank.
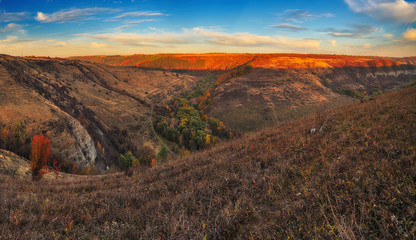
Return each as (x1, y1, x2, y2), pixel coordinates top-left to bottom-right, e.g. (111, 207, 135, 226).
(345, 0, 416, 23)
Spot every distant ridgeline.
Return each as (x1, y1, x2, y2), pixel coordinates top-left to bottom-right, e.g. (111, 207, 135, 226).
(68, 54, 416, 71)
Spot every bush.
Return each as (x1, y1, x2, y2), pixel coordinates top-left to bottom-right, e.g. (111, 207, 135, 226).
(30, 135, 50, 181)
(157, 146, 169, 161)
(136, 145, 155, 167)
(118, 151, 136, 170)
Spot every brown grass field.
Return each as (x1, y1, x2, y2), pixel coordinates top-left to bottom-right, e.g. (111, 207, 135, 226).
(1, 84, 415, 239)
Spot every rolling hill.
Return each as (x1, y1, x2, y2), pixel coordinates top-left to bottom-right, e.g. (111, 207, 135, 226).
(0, 55, 200, 170)
(1, 54, 415, 169)
(1, 83, 415, 239)
(71, 54, 416, 132)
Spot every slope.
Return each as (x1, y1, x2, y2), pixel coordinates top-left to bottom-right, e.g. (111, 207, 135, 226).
(0, 55, 200, 170)
(70, 54, 416, 133)
(1, 85, 415, 239)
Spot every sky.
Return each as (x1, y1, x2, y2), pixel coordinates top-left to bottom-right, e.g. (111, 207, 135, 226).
(0, 0, 416, 57)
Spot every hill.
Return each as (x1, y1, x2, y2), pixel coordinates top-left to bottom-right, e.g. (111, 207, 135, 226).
(70, 54, 416, 132)
(1, 84, 415, 239)
(1, 54, 415, 170)
(69, 53, 410, 70)
(0, 55, 200, 170)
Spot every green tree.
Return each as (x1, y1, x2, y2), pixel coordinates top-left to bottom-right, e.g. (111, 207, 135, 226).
(157, 146, 169, 160)
(118, 151, 135, 170)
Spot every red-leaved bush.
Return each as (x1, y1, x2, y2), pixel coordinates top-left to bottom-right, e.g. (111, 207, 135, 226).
(30, 134, 50, 180)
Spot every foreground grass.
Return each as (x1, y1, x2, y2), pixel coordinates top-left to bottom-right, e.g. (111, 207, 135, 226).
(1, 86, 416, 239)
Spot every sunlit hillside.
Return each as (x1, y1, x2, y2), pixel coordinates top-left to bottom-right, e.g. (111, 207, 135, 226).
(70, 54, 411, 70)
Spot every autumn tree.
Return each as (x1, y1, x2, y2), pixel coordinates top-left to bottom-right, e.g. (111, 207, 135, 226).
(0, 127, 9, 148)
(12, 120, 26, 146)
(30, 135, 50, 180)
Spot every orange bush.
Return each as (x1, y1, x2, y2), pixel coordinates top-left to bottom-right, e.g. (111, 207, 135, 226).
(30, 135, 50, 180)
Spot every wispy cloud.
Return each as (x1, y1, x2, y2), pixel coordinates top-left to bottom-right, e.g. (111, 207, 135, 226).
(0, 12, 29, 22)
(35, 8, 115, 23)
(345, 0, 416, 23)
(280, 9, 333, 22)
(193, 28, 278, 46)
(0, 23, 22, 33)
(322, 24, 379, 38)
(113, 11, 167, 19)
(87, 27, 321, 50)
(270, 23, 308, 31)
(91, 32, 191, 46)
(127, 19, 157, 24)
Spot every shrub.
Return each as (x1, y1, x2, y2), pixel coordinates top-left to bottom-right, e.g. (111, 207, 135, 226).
(157, 146, 169, 161)
(136, 145, 155, 167)
(30, 135, 50, 180)
(118, 151, 136, 170)
(12, 120, 26, 146)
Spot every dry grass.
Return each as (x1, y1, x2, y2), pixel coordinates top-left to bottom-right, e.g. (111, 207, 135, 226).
(1, 85, 415, 239)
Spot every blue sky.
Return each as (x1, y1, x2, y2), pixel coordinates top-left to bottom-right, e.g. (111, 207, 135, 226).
(0, 0, 416, 57)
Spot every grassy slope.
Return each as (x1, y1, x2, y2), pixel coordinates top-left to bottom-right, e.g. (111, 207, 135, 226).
(1, 86, 416, 239)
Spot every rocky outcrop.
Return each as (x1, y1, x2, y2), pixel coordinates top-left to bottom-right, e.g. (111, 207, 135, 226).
(365, 69, 416, 79)
(67, 118, 97, 166)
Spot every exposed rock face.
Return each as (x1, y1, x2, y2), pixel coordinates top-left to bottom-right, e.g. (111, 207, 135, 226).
(365, 69, 416, 78)
(67, 118, 97, 166)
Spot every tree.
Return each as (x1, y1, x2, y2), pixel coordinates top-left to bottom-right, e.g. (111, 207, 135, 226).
(118, 151, 135, 170)
(30, 135, 50, 180)
(157, 146, 169, 160)
(1, 127, 9, 148)
(12, 120, 26, 146)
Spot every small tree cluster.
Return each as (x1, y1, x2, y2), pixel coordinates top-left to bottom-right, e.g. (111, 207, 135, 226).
(0, 120, 28, 155)
(30, 134, 50, 180)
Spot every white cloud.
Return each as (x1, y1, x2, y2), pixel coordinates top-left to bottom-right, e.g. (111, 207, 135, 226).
(0, 23, 22, 33)
(270, 23, 308, 31)
(35, 8, 114, 23)
(280, 9, 334, 22)
(403, 28, 416, 41)
(0, 12, 29, 22)
(113, 11, 167, 19)
(127, 19, 157, 24)
(345, 0, 416, 23)
(0, 35, 18, 43)
(384, 33, 394, 39)
(194, 29, 278, 46)
(88, 27, 321, 50)
(323, 24, 379, 38)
